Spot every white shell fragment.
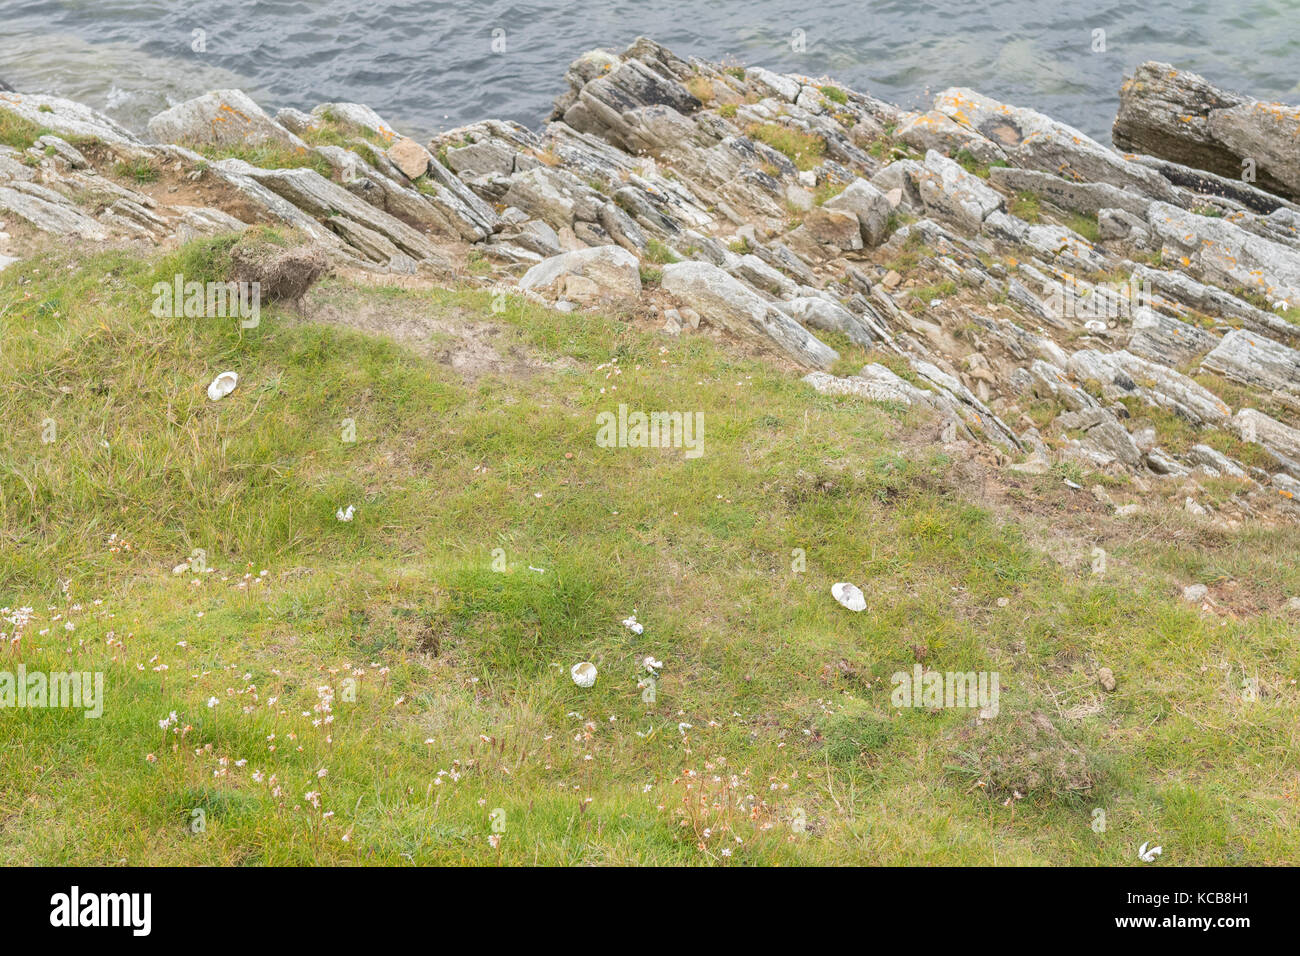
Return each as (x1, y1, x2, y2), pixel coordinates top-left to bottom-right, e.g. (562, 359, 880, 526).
(207, 371, 238, 401)
(831, 582, 866, 612)
(571, 661, 598, 687)
(622, 613, 644, 635)
(336, 505, 355, 522)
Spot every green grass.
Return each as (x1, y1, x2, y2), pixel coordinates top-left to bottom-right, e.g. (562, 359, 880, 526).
(952, 148, 1008, 180)
(1009, 191, 1042, 222)
(643, 238, 680, 265)
(745, 123, 826, 171)
(0, 107, 48, 150)
(814, 180, 847, 205)
(113, 157, 160, 184)
(883, 229, 935, 273)
(1, 241, 1298, 864)
(1067, 212, 1101, 243)
(199, 142, 333, 178)
(819, 85, 848, 105)
(907, 280, 959, 312)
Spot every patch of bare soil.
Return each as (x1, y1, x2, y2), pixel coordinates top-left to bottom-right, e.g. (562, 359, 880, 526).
(80, 141, 273, 226)
(300, 281, 578, 382)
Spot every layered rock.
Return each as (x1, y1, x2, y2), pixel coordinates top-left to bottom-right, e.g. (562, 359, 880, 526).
(1113, 62, 1300, 203)
(3, 37, 1300, 522)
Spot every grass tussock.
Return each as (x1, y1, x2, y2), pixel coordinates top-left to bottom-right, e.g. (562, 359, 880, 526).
(0, 107, 48, 150)
(746, 123, 826, 171)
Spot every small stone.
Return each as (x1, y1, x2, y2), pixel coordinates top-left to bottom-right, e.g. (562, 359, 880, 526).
(561, 273, 600, 302)
(1182, 583, 1208, 603)
(1185, 497, 1207, 516)
(386, 137, 430, 179)
(882, 270, 902, 289)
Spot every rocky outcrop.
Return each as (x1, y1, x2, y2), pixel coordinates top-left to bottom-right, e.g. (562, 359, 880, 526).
(518, 245, 642, 302)
(1145, 201, 1300, 306)
(148, 90, 307, 150)
(0, 90, 139, 144)
(3, 37, 1300, 522)
(661, 261, 837, 369)
(1113, 62, 1300, 203)
(1202, 329, 1300, 400)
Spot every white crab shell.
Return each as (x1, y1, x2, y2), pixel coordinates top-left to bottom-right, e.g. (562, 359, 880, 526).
(207, 371, 239, 401)
(831, 582, 866, 612)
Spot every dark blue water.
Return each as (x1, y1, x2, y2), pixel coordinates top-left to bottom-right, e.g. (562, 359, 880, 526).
(2, 0, 1297, 143)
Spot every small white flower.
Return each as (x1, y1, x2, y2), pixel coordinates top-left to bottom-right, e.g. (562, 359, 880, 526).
(336, 505, 355, 522)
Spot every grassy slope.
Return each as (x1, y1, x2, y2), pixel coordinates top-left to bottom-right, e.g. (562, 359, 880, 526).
(0, 242, 1297, 865)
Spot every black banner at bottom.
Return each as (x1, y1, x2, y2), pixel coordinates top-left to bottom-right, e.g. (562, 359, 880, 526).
(0, 865, 1275, 940)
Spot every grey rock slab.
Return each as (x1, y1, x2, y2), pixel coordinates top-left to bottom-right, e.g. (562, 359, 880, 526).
(824, 178, 893, 246)
(1187, 444, 1248, 478)
(1131, 264, 1300, 343)
(517, 244, 642, 300)
(915, 149, 1003, 230)
(502, 166, 594, 231)
(661, 260, 838, 369)
(313, 144, 473, 240)
(1067, 348, 1231, 425)
(148, 90, 306, 150)
(1233, 408, 1300, 473)
(1126, 306, 1219, 365)
(326, 215, 401, 263)
(785, 296, 879, 348)
(803, 371, 915, 405)
(0, 184, 108, 239)
(230, 161, 440, 260)
(730, 253, 796, 297)
(931, 87, 1177, 200)
(173, 205, 248, 240)
(987, 166, 1151, 219)
(310, 102, 399, 142)
(1113, 61, 1300, 202)
(1146, 201, 1300, 306)
(1201, 328, 1300, 397)
(0, 91, 140, 144)
(275, 107, 316, 135)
